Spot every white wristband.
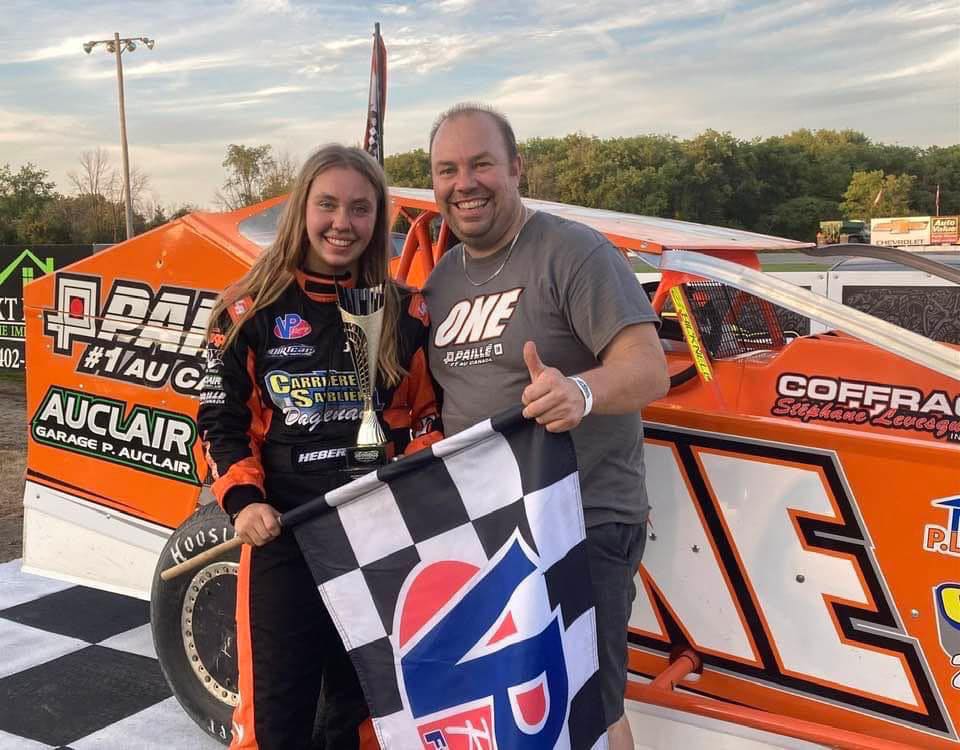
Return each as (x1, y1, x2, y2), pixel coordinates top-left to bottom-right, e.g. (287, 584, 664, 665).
(568, 376, 593, 417)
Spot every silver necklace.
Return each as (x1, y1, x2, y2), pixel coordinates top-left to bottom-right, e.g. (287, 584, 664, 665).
(461, 208, 533, 286)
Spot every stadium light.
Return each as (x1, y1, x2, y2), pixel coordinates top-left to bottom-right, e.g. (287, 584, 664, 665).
(82, 32, 155, 240)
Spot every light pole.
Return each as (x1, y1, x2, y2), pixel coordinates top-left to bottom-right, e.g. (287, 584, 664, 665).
(83, 33, 154, 241)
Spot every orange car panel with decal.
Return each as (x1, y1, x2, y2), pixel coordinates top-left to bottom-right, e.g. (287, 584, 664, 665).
(24, 216, 252, 528)
(23, 192, 960, 748)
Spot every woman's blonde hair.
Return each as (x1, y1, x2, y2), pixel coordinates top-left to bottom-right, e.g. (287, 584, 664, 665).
(209, 144, 405, 385)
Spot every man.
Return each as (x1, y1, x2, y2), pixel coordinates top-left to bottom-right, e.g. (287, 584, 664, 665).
(424, 103, 669, 749)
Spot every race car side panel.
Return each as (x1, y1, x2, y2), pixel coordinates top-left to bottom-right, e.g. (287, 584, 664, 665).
(23, 220, 249, 529)
(630, 403, 960, 749)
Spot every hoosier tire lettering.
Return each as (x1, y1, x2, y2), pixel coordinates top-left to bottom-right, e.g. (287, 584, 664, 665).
(152, 503, 239, 747)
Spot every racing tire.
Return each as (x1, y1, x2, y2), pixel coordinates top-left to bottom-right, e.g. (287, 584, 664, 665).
(151, 502, 240, 746)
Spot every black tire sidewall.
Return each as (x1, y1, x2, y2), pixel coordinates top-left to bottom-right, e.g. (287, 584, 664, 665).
(150, 503, 239, 746)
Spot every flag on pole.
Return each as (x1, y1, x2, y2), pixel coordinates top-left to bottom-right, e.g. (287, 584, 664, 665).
(291, 406, 607, 750)
(364, 22, 387, 167)
(936, 183, 941, 216)
(872, 185, 884, 207)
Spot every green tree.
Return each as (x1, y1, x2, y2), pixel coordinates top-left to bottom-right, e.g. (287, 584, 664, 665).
(840, 170, 916, 220)
(385, 149, 432, 189)
(217, 144, 275, 209)
(0, 162, 59, 243)
(912, 145, 960, 216)
(757, 196, 839, 241)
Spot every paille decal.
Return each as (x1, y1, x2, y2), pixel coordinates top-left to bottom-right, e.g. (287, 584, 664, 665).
(772, 373, 960, 442)
(30, 385, 199, 484)
(633, 427, 953, 740)
(43, 272, 218, 395)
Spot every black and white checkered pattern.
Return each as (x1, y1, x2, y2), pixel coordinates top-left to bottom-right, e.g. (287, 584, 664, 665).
(293, 406, 607, 749)
(0, 560, 223, 750)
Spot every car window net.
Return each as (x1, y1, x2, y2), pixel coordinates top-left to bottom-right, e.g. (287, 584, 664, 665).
(682, 281, 786, 359)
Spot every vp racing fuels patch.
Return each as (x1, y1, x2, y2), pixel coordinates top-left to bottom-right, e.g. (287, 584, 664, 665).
(30, 385, 200, 484)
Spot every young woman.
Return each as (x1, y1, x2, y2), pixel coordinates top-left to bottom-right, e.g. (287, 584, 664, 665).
(199, 144, 442, 750)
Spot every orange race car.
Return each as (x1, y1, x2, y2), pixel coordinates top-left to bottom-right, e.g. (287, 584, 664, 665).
(20, 190, 960, 749)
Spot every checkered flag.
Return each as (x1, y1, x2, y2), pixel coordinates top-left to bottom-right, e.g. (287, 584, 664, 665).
(289, 406, 607, 749)
(363, 22, 387, 167)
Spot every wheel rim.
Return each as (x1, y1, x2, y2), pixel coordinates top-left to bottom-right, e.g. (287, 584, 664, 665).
(181, 562, 240, 706)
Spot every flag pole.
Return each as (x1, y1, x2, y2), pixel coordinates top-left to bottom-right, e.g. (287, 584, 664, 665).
(363, 21, 387, 167)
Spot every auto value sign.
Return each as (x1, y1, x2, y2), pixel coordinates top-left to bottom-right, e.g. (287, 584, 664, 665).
(0, 246, 93, 372)
(931, 216, 960, 245)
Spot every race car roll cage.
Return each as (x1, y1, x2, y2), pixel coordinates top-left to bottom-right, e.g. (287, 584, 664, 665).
(391, 205, 959, 750)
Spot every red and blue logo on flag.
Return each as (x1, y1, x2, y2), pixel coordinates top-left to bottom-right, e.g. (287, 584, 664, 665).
(397, 536, 568, 750)
(273, 314, 312, 340)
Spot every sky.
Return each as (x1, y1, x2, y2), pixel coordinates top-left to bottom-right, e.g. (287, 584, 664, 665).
(0, 0, 958, 210)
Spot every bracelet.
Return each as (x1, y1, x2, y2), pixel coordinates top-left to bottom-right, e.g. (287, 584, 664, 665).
(567, 375, 593, 417)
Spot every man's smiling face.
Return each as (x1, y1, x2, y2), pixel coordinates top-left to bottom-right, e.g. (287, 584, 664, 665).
(430, 111, 524, 255)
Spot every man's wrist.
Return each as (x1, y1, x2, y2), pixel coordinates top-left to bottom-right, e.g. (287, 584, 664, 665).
(567, 375, 593, 417)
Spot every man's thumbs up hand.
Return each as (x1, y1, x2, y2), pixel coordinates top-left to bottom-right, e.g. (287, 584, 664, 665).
(521, 340, 588, 433)
(523, 340, 546, 380)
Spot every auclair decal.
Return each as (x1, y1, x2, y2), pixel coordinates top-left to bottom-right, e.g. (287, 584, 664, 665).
(273, 313, 312, 340)
(398, 536, 567, 750)
(772, 373, 960, 442)
(632, 426, 954, 741)
(42, 272, 218, 395)
(30, 386, 199, 484)
(435, 288, 522, 369)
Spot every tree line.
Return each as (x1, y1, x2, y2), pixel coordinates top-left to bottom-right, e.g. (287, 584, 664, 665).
(2, 130, 957, 246)
(0, 144, 297, 246)
(385, 129, 959, 241)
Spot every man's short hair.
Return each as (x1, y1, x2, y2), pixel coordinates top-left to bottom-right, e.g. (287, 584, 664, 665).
(429, 103, 519, 162)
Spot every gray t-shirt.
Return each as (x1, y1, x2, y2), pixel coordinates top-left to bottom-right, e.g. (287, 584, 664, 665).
(424, 210, 660, 527)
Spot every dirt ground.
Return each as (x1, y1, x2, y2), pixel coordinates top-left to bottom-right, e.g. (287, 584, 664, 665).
(0, 373, 27, 563)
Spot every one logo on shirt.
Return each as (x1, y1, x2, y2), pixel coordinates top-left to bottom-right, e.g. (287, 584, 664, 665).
(273, 314, 312, 340)
(434, 288, 522, 368)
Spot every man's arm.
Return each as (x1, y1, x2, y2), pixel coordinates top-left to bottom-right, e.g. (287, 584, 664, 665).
(521, 322, 669, 432)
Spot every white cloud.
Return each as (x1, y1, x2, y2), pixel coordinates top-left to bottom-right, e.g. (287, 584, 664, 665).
(428, 0, 479, 12)
(72, 52, 247, 81)
(0, 0, 955, 209)
(0, 107, 95, 145)
(863, 46, 960, 83)
(379, 4, 411, 15)
(5, 37, 91, 63)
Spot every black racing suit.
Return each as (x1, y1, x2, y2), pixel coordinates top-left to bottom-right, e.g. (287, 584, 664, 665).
(199, 270, 442, 750)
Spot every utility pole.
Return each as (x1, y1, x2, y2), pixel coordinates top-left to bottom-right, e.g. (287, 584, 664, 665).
(83, 34, 155, 241)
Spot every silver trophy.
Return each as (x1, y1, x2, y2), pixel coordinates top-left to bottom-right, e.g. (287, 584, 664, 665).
(337, 284, 388, 473)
